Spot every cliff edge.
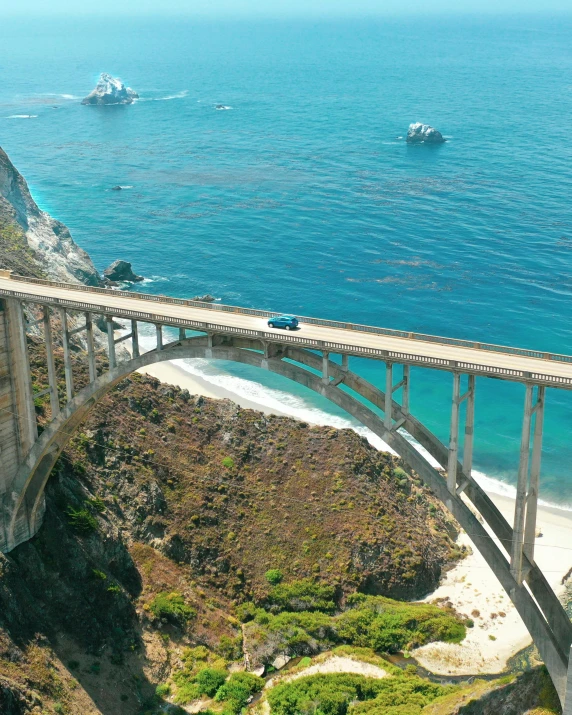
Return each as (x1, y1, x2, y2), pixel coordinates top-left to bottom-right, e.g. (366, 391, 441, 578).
(0, 146, 100, 285)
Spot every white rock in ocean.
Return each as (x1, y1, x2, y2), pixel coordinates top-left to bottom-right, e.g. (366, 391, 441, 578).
(406, 122, 446, 144)
(82, 73, 139, 106)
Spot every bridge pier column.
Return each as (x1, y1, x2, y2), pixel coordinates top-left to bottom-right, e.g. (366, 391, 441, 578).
(384, 363, 393, 429)
(512, 384, 544, 583)
(322, 351, 329, 385)
(402, 365, 410, 415)
(156, 324, 163, 351)
(106, 316, 116, 369)
(60, 308, 74, 401)
(131, 320, 140, 358)
(565, 645, 572, 715)
(85, 313, 97, 382)
(447, 372, 461, 493)
(462, 374, 475, 478)
(179, 327, 186, 341)
(43, 306, 60, 417)
(524, 386, 545, 563)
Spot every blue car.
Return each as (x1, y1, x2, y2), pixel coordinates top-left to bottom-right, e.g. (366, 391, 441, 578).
(267, 315, 299, 330)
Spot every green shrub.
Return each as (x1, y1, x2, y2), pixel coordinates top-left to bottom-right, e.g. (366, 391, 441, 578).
(66, 506, 97, 533)
(215, 671, 264, 713)
(149, 592, 197, 625)
(217, 635, 243, 661)
(222, 457, 235, 469)
(155, 683, 171, 697)
(267, 671, 453, 715)
(336, 594, 465, 652)
(265, 569, 284, 585)
(195, 668, 228, 697)
(86, 496, 106, 513)
(266, 578, 337, 613)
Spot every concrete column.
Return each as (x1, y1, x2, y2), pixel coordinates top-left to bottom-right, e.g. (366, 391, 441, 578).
(12, 301, 38, 447)
(85, 312, 96, 383)
(384, 363, 393, 430)
(463, 374, 475, 478)
(58, 308, 74, 403)
(402, 365, 410, 414)
(564, 645, 572, 715)
(43, 306, 60, 416)
(179, 327, 186, 341)
(322, 351, 329, 385)
(511, 383, 534, 583)
(341, 354, 349, 371)
(447, 372, 461, 493)
(524, 386, 545, 563)
(156, 324, 163, 351)
(131, 320, 139, 358)
(106, 316, 116, 370)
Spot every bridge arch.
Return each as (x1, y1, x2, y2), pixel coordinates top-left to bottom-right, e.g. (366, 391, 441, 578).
(3, 333, 572, 705)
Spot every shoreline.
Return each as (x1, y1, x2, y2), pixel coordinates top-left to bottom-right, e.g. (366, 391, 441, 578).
(137, 357, 572, 677)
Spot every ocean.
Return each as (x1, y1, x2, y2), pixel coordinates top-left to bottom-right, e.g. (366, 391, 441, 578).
(1, 14, 572, 505)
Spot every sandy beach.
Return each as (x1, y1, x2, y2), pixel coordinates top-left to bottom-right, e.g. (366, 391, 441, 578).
(139, 358, 572, 677)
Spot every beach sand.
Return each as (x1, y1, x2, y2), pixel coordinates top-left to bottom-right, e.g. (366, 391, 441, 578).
(138, 358, 572, 677)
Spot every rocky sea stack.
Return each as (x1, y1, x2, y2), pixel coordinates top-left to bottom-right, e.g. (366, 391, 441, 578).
(82, 73, 139, 106)
(406, 122, 446, 144)
(103, 259, 144, 284)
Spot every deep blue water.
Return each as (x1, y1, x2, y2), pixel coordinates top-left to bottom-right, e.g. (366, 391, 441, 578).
(1, 15, 572, 504)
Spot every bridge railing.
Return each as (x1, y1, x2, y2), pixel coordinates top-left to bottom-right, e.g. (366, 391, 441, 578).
(5, 273, 572, 366)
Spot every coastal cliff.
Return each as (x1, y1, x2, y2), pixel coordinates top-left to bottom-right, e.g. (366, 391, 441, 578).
(0, 151, 560, 715)
(0, 147, 100, 284)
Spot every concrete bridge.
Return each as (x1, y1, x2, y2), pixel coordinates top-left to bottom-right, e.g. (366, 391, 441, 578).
(1, 268, 572, 710)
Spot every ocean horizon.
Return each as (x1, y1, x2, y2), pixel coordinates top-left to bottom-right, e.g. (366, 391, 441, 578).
(1, 14, 572, 506)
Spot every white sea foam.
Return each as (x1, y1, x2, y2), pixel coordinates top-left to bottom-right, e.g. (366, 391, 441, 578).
(140, 90, 189, 102)
(6, 114, 38, 119)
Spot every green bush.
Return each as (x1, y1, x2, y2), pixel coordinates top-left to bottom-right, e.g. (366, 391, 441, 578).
(215, 671, 264, 714)
(149, 592, 197, 625)
(266, 569, 284, 585)
(267, 671, 452, 715)
(336, 594, 465, 652)
(66, 506, 98, 533)
(216, 634, 243, 661)
(266, 578, 337, 613)
(222, 457, 235, 469)
(155, 683, 171, 697)
(195, 668, 228, 697)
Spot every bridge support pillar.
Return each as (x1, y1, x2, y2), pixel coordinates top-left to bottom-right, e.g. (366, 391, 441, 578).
(565, 646, 572, 715)
(85, 313, 97, 382)
(512, 384, 544, 583)
(43, 306, 60, 417)
(156, 324, 163, 351)
(106, 316, 116, 370)
(131, 320, 140, 358)
(322, 351, 329, 385)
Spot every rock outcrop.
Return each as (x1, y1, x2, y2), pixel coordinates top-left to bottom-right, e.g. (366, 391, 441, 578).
(103, 259, 144, 284)
(406, 122, 446, 144)
(81, 73, 139, 106)
(0, 146, 101, 284)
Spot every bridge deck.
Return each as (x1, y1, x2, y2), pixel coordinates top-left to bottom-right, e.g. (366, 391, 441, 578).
(2, 274, 572, 388)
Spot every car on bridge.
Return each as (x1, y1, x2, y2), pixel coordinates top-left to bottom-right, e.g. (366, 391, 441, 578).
(267, 315, 299, 330)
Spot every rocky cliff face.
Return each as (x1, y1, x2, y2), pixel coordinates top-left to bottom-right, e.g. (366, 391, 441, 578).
(0, 147, 101, 284)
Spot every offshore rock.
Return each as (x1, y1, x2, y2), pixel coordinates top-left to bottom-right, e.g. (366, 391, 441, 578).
(103, 259, 144, 284)
(0, 146, 101, 284)
(192, 293, 216, 302)
(406, 122, 446, 144)
(81, 73, 139, 106)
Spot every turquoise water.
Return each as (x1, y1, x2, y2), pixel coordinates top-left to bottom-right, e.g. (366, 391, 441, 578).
(1, 15, 572, 503)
